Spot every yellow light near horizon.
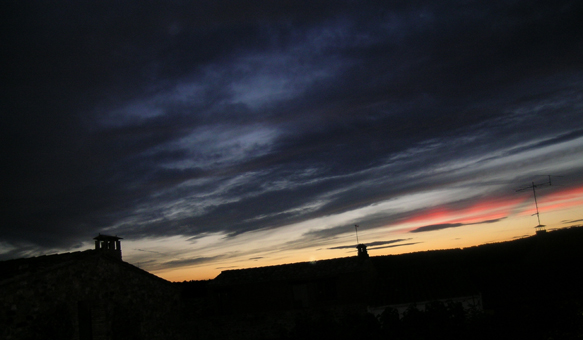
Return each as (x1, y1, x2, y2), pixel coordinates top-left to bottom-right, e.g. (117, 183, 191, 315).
(141, 184, 583, 282)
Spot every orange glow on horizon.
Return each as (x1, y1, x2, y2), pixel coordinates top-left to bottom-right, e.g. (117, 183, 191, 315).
(147, 185, 583, 282)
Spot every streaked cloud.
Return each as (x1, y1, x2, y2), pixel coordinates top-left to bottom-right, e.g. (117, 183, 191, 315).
(328, 238, 413, 250)
(3, 1, 583, 279)
(410, 218, 507, 233)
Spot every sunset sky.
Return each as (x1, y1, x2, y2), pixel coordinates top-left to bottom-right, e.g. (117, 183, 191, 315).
(3, 1, 583, 281)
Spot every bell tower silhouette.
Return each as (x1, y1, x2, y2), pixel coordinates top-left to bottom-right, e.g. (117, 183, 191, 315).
(94, 234, 123, 260)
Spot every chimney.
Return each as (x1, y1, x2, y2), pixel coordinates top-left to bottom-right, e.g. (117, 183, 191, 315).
(357, 244, 369, 259)
(93, 234, 123, 260)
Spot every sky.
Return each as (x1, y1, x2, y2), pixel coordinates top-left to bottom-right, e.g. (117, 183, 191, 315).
(3, 0, 583, 281)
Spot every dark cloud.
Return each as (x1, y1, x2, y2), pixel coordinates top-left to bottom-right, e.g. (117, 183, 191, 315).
(410, 218, 507, 233)
(160, 255, 225, 269)
(328, 239, 413, 250)
(134, 249, 165, 255)
(2, 0, 583, 260)
(370, 242, 423, 250)
(411, 223, 464, 233)
(474, 218, 507, 225)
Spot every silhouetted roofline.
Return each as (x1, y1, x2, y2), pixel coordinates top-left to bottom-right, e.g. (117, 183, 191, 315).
(212, 255, 374, 286)
(0, 249, 170, 286)
(93, 233, 123, 241)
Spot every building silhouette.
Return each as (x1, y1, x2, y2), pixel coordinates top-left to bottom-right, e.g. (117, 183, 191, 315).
(3, 227, 582, 339)
(0, 235, 180, 340)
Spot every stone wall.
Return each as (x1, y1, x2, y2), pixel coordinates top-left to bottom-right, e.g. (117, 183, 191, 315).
(1, 252, 182, 340)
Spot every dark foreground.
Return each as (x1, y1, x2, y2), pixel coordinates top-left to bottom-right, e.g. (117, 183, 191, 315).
(2, 227, 582, 339)
(180, 227, 583, 340)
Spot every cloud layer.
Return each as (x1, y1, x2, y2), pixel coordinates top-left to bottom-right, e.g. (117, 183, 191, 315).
(3, 1, 583, 271)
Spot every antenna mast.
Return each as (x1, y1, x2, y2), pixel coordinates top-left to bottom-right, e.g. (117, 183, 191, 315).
(354, 224, 360, 245)
(516, 175, 558, 235)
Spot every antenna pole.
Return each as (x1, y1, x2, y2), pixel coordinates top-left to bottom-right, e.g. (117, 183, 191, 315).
(355, 225, 360, 245)
(516, 175, 562, 234)
(531, 182, 542, 226)
(516, 176, 558, 234)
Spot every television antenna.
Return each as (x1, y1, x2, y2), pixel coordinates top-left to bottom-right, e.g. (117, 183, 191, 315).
(533, 175, 563, 186)
(515, 175, 559, 234)
(354, 224, 369, 258)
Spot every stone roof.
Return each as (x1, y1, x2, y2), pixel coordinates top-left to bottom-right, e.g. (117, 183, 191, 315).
(212, 256, 373, 286)
(0, 250, 97, 284)
(0, 249, 169, 286)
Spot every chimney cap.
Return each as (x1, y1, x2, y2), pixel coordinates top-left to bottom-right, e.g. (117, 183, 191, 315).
(357, 243, 369, 259)
(93, 234, 123, 241)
